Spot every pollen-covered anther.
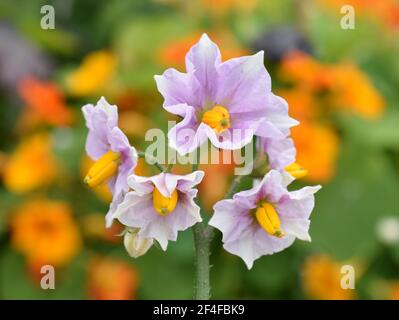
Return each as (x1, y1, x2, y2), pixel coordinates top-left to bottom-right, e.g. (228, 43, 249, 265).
(255, 202, 285, 238)
(285, 162, 308, 179)
(202, 105, 230, 134)
(84, 150, 121, 188)
(152, 187, 178, 216)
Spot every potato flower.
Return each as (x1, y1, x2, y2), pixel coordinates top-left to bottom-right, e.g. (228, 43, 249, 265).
(82, 97, 137, 196)
(155, 34, 297, 156)
(107, 171, 204, 251)
(209, 170, 321, 269)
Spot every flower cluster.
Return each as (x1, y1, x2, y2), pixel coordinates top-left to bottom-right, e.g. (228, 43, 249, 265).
(82, 34, 321, 269)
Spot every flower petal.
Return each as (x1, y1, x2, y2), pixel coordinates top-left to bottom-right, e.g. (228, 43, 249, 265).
(215, 51, 271, 114)
(277, 185, 322, 219)
(154, 68, 202, 110)
(185, 34, 221, 104)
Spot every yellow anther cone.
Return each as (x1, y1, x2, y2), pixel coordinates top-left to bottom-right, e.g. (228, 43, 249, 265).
(153, 187, 178, 216)
(202, 105, 230, 133)
(84, 150, 120, 188)
(255, 202, 285, 238)
(285, 162, 308, 179)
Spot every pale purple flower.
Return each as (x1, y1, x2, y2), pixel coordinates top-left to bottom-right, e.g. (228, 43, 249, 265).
(209, 170, 321, 269)
(107, 171, 205, 251)
(154, 34, 297, 156)
(82, 97, 137, 195)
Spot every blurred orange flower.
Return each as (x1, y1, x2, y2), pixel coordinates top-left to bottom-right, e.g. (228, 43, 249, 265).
(279, 52, 385, 120)
(279, 51, 334, 91)
(67, 50, 116, 97)
(10, 199, 82, 267)
(3, 134, 57, 194)
(302, 254, 355, 300)
(329, 63, 385, 119)
(158, 32, 248, 68)
(199, 162, 234, 212)
(87, 256, 139, 300)
(292, 122, 339, 183)
(18, 76, 73, 126)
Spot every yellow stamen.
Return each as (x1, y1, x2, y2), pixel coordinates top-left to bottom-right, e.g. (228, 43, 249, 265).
(285, 162, 308, 179)
(152, 187, 178, 216)
(255, 202, 285, 238)
(202, 105, 230, 134)
(84, 150, 121, 188)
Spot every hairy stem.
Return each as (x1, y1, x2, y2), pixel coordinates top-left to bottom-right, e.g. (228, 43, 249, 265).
(191, 152, 261, 299)
(193, 223, 213, 300)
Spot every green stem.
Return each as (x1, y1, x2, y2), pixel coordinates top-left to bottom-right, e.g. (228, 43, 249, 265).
(191, 150, 266, 299)
(192, 223, 213, 300)
(192, 174, 243, 300)
(137, 151, 165, 172)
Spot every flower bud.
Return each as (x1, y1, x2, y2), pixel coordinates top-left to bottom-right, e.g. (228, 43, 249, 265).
(123, 228, 153, 258)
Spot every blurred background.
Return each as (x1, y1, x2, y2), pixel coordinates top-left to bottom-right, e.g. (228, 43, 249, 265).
(0, 0, 399, 300)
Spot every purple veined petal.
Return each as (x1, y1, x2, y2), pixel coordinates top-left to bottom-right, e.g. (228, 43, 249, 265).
(215, 51, 271, 114)
(261, 170, 291, 203)
(176, 170, 205, 192)
(264, 93, 299, 133)
(203, 121, 256, 150)
(82, 97, 118, 134)
(259, 136, 296, 170)
(150, 173, 175, 198)
(163, 103, 192, 117)
(82, 105, 112, 153)
(116, 193, 156, 228)
(281, 171, 296, 187)
(185, 34, 222, 105)
(105, 190, 125, 228)
(253, 227, 296, 257)
(223, 228, 262, 269)
(255, 120, 286, 139)
(96, 96, 119, 126)
(126, 173, 175, 198)
(107, 127, 131, 154)
(168, 110, 208, 155)
(139, 218, 174, 251)
(106, 127, 138, 195)
(281, 217, 311, 241)
(231, 177, 265, 209)
(127, 175, 155, 195)
(209, 199, 253, 244)
(154, 68, 202, 110)
(276, 185, 321, 220)
(113, 157, 134, 195)
(85, 131, 109, 160)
